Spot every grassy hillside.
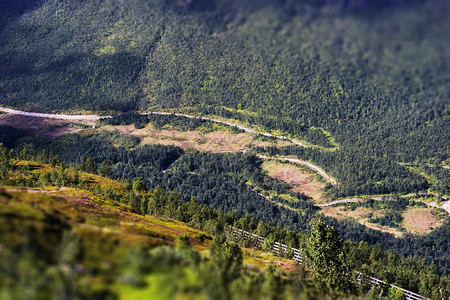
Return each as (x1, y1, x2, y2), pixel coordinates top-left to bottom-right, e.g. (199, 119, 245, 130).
(0, 119, 448, 276)
(0, 148, 449, 299)
(1, 163, 326, 299)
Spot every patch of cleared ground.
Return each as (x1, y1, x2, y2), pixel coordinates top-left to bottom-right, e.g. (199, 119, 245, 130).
(320, 206, 404, 237)
(101, 123, 291, 152)
(262, 160, 328, 204)
(321, 205, 447, 237)
(0, 114, 80, 137)
(401, 207, 445, 235)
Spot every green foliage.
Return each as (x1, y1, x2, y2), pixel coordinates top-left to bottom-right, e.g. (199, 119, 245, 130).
(132, 177, 145, 193)
(101, 112, 149, 129)
(369, 211, 404, 229)
(129, 193, 142, 213)
(97, 160, 112, 177)
(419, 166, 450, 196)
(175, 234, 191, 249)
(0, 143, 12, 179)
(148, 114, 205, 131)
(208, 236, 244, 299)
(262, 235, 275, 251)
(305, 219, 354, 293)
(262, 262, 285, 300)
(302, 127, 337, 149)
(0, 154, 448, 298)
(119, 246, 150, 288)
(345, 240, 450, 299)
(0, 230, 113, 299)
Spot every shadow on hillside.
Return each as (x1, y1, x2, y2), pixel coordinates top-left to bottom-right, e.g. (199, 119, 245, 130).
(0, 47, 142, 111)
(183, 0, 425, 16)
(0, 0, 44, 18)
(0, 0, 45, 29)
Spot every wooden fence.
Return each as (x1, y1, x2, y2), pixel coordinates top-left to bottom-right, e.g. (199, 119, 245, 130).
(226, 227, 427, 300)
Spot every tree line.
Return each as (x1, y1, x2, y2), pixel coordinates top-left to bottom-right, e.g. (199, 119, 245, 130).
(1, 143, 449, 298)
(1, 132, 449, 278)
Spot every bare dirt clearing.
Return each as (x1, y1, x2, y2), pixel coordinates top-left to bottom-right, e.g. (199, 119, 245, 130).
(321, 204, 447, 237)
(262, 160, 328, 204)
(0, 114, 80, 137)
(102, 123, 290, 152)
(258, 155, 336, 185)
(402, 207, 445, 235)
(320, 206, 404, 237)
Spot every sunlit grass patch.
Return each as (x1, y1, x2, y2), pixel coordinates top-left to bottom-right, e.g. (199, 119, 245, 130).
(401, 207, 446, 235)
(262, 160, 327, 204)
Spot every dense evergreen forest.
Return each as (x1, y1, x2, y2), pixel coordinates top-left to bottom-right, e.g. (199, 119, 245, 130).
(0, 145, 449, 298)
(2, 129, 448, 277)
(0, 0, 448, 195)
(0, 1, 448, 296)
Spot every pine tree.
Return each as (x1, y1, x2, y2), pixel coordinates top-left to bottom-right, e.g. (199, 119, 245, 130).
(305, 218, 354, 293)
(0, 143, 12, 179)
(209, 236, 243, 300)
(132, 177, 145, 193)
(98, 160, 112, 177)
(85, 157, 96, 173)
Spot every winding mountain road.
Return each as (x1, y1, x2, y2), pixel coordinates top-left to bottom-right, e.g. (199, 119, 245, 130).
(147, 112, 309, 148)
(256, 154, 337, 185)
(0, 106, 106, 121)
(424, 200, 450, 214)
(0, 106, 310, 146)
(0, 106, 335, 184)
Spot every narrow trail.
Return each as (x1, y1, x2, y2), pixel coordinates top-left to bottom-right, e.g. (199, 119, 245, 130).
(147, 112, 310, 148)
(0, 106, 337, 184)
(0, 106, 106, 121)
(318, 195, 450, 215)
(257, 154, 337, 185)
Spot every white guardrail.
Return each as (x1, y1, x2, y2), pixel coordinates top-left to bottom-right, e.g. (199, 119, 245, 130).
(226, 227, 428, 300)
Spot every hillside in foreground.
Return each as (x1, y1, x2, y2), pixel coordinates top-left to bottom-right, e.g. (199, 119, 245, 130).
(0, 146, 449, 299)
(0, 161, 316, 299)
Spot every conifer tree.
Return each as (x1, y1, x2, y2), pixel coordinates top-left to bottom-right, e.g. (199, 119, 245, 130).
(305, 218, 354, 293)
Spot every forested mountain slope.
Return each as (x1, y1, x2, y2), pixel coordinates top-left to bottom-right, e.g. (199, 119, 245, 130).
(1, 124, 448, 278)
(0, 0, 448, 196)
(0, 0, 449, 288)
